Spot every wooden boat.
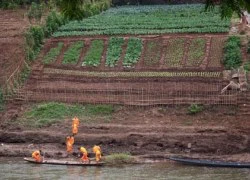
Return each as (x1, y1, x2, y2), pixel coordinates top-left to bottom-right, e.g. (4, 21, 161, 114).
(169, 157, 250, 168)
(24, 158, 105, 166)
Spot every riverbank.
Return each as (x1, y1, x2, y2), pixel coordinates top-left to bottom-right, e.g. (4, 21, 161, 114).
(0, 103, 250, 162)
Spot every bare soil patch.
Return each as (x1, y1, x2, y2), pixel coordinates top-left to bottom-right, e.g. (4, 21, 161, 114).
(0, 9, 29, 85)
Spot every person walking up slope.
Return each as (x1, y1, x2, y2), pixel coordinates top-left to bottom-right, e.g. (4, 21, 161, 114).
(66, 135, 75, 153)
(72, 117, 80, 135)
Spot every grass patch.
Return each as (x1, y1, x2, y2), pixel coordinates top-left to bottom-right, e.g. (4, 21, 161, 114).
(104, 153, 137, 164)
(85, 104, 114, 115)
(43, 42, 64, 64)
(62, 41, 84, 65)
(20, 103, 115, 128)
(82, 39, 104, 67)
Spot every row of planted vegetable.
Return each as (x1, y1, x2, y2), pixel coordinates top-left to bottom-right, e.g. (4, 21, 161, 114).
(43, 36, 224, 69)
(53, 5, 230, 37)
(44, 68, 222, 78)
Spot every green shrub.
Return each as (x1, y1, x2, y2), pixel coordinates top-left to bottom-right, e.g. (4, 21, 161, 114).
(27, 2, 43, 22)
(25, 25, 44, 61)
(82, 0, 111, 17)
(25, 10, 66, 62)
(104, 153, 136, 164)
(188, 104, 203, 115)
(223, 36, 242, 70)
(44, 10, 66, 37)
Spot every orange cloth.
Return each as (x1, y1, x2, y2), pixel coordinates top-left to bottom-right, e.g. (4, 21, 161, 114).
(93, 145, 101, 162)
(72, 117, 80, 135)
(80, 147, 89, 162)
(32, 150, 42, 162)
(66, 136, 74, 153)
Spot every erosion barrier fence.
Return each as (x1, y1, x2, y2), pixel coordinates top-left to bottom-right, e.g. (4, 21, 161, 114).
(3, 81, 240, 106)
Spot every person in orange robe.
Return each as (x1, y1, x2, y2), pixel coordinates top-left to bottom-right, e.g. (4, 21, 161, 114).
(66, 135, 75, 153)
(93, 145, 102, 162)
(79, 147, 89, 163)
(72, 117, 80, 135)
(32, 150, 43, 162)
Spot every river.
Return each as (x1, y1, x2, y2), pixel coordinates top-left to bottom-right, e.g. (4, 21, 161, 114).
(1, 158, 250, 180)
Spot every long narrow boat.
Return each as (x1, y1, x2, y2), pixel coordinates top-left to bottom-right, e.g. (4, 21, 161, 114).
(24, 158, 105, 166)
(169, 157, 250, 168)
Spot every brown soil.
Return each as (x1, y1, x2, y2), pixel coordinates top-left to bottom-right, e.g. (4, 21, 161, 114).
(0, 9, 29, 85)
(1, 103, 250, 162)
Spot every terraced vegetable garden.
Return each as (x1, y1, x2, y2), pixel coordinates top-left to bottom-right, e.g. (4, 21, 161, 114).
(53, 5, 230, 37)
(44, 35, 225, 71)
(26, 4, 235, 106)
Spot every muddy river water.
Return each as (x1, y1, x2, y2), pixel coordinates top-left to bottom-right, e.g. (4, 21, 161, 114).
(1, 158, 250, 180)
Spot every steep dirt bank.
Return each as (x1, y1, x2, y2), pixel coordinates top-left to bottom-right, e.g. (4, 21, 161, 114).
(0, 9, 29, 85)
(1, 105, 250, 162)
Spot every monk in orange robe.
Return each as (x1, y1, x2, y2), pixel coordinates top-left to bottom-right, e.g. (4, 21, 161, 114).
(79, 147, 89, 163)
(66, 135, 74, 153)
(93, 145, 102, 162)
(72, 117, 80, 135)
(32, 150, 43, 162)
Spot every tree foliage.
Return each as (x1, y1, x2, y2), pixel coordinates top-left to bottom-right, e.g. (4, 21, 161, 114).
(58, 0, 84, 20)
(205, 0, 250, 18)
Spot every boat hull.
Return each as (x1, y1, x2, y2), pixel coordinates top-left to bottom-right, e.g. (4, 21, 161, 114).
(169, 157, 250, 168)
(24, 157, 104, 166)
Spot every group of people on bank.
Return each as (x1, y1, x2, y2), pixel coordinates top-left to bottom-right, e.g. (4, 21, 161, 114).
(32, 116, 102, 163)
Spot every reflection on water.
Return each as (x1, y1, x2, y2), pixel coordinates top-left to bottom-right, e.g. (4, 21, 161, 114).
(1, 158, 250, 180)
